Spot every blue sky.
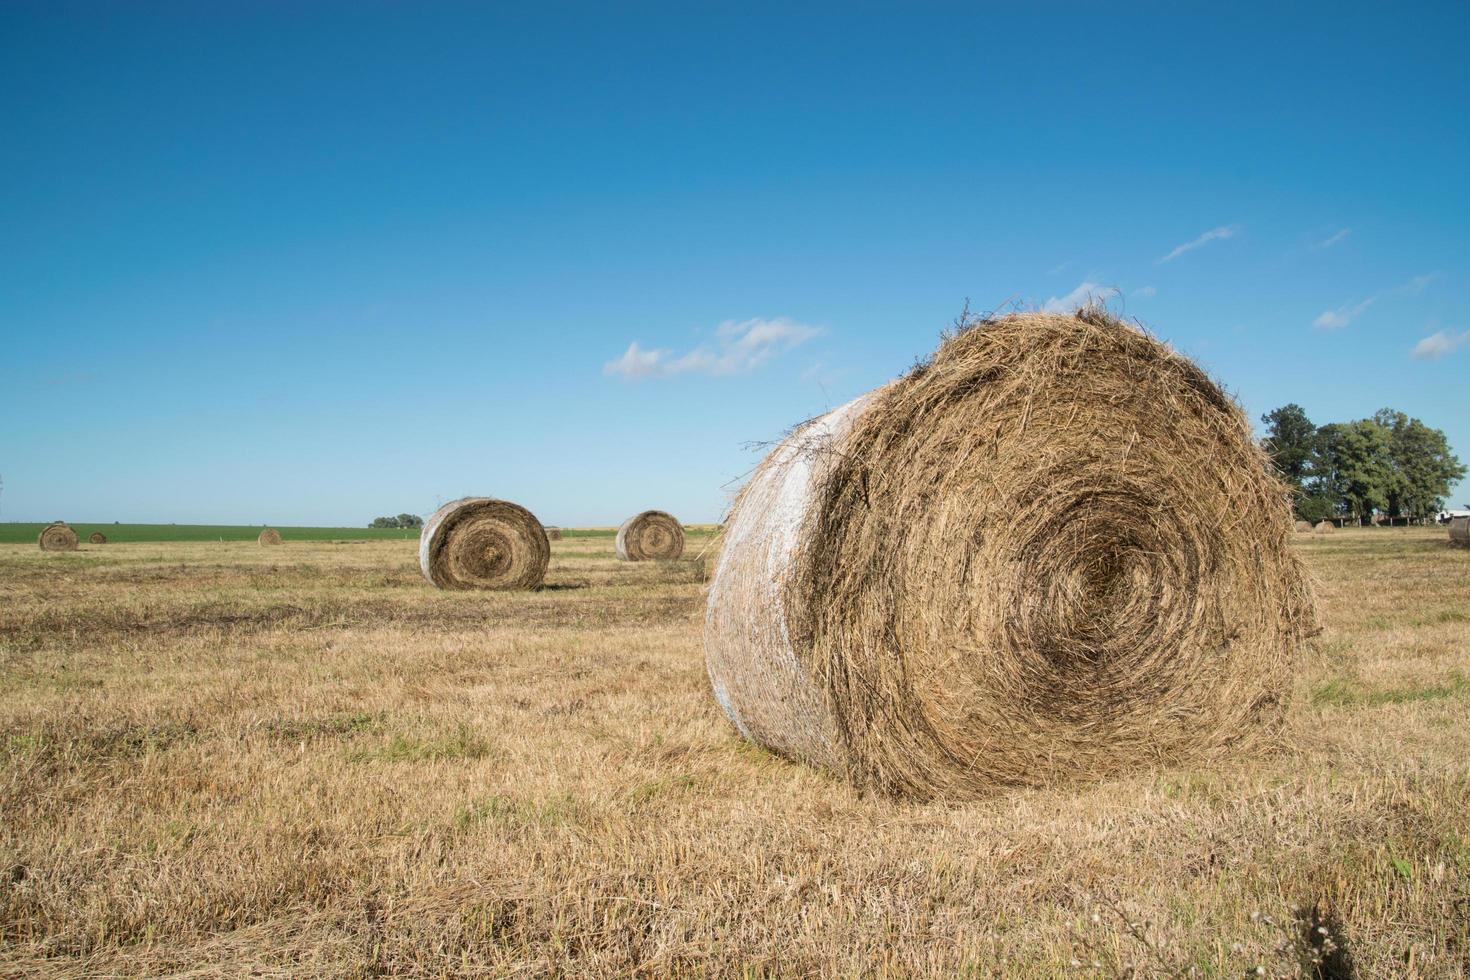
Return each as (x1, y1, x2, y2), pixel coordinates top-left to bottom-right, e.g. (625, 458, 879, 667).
(3, 2, 1467, 526)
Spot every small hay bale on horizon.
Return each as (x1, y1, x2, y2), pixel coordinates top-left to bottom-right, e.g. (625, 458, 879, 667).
(1314, 521, 1336, 534)
(419, 497, 550, 590)
(704, 308, 1316, 801)
(615, 510, 684, 561)
(1294, 520, 1314, 533)
(546, 527, 563, 541)
(258, 528, 283, 546)
(1450, 516, 1470, 547)
(88, 532, 107, 544)
(38, 522, 79, 552)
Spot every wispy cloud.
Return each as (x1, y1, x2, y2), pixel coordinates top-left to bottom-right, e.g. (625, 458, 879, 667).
(1312, 273, 1437, 330)
(1315, 228, 1352, 249)
(604, 317, 822, 380)
(1132, 285, 1157, 298)
(1157, 225, 1240, 264)
(1042, 281, 1117, 313)
(1313, 297, 1375, 331)
(1411, 329, 1470, 361)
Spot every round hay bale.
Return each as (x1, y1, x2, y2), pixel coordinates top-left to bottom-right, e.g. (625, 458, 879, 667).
(38, 522, 79, 552)
(88, 532, 108, 544)
(419, 497, 549, 590)
(1313, 521, 1335, 534)
(615, 510, 685, 561)
(546, 527, 563, 541)
(258, 528, 283, 546)
(705, 309, 1316, 799)
(1293, 520, 1314, 533)
(1450, 516, 1470, 547)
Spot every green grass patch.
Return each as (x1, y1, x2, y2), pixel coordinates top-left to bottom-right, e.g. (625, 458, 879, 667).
(1312, 670, 1468, 708)
(347, 724, 492, 764)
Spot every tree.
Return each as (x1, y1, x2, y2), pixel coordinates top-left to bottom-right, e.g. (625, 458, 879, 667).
(1373, 409, 1466, 519)
(1260, 404, 1317, 493)
(1310, 420, 1394, 524)
(396, 513, 424, 529)
(369, 516, 400, 529)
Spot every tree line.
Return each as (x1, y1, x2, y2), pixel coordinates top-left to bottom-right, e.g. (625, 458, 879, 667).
(1261, 405, 1465, 524)
(369, 514, 424, 529)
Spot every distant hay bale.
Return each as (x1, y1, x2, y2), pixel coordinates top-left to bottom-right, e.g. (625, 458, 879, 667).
(38, 522, 79, 552)
(88, 532, 107, 544)
(1294, 520, 1314, 533)
(258, 528, 283, 546)
(419, 497, 550, 590)
(615, 510, 685, 561)
(705, 309, 1316, 800)
(546, 527, 563, 541)
(1450, 516, 1470, 547)
(1314, 521, 1335, 534)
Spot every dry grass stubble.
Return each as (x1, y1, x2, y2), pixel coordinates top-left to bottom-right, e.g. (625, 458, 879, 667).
(1, 529, 1467, 976)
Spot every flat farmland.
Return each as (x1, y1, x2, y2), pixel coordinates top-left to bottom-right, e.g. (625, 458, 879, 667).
(1, 529, 1467, 977)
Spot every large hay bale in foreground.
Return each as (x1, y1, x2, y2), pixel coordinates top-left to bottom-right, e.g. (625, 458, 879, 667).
(258, 528, 283, 546)
(1294, 520, 1314, 533)
(419, 497, 550, 590)
(1314, 521, 1335, 534)
(1451, 516, 1470, 547)
(88, 532, 107, 544)
(38, 522, 79, 552)
(705, 309, 1315, 799)
(615, 510, 685, 561)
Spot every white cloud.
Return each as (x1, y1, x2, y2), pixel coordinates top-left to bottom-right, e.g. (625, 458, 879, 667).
(1132, 285, 1157, 298)
(1043, 281, 1117, 312)
(1157, 225, 1240, 264)
(1412, 329, 1470, 361)
(1311, 273, 1436, 330)
(1312, 297, 1374, 331)
(1316, 228, 1352, 249)
(603, 317, 821, 380)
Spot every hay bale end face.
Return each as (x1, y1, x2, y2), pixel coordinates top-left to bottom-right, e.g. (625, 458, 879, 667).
(615, 510, 685, 561)
(419, 497, 550, 590)
(38, 522, 79, 552)
(1314, 521, 1336, 534)
(546, 527, 563, 541)
(1450, 516, 1470, 547)
(258, 528, 283, 546)
(88, 532, 107, 544)
(705, 309, 1316, 800)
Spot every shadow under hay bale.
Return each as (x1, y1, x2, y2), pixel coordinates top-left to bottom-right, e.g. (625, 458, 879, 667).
(38, 522, 79, 552)
(419, 497, 549, 590)
(258, 528, 283, 546)
(705, 308, 1316, 800)
(88, 532, 107, 544)
(615, 510, 685, 561)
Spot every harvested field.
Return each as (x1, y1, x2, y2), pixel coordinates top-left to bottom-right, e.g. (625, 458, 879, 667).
(1, 528, 1467, 976)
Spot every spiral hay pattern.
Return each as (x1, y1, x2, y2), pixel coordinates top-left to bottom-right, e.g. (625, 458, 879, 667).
(615, 511, 685, 561)
(419, 497, 550, 591)
(546, 527, 563, 541)
(258, 528, 283, 546)
(38, 522, 79, 552)
(705, 309, 1315, 799)
(88, 532, 107, 544)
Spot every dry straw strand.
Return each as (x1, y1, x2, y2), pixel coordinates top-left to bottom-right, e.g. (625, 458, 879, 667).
(615, 510, 685, 561)
(88, 532, 108, 544)
(419, 497, 550, 590)
(1450, 516, 1469, 547)
(38, 522, 79, 552)
(258, 528, 283, 546)
(705, 309, 1316, 800)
